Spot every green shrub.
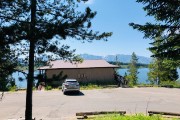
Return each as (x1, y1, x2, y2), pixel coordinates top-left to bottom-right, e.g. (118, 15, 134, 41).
(160, 81, 180, 88)
(45, 85, 52, 90)
(81, 84, 103, 90)
(33, 87, 36, 91)
(8, 86, 17, 92)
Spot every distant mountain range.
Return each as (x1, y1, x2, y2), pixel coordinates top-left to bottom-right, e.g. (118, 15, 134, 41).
(18, 53, 152, 65)
(80, 54, 152, 64)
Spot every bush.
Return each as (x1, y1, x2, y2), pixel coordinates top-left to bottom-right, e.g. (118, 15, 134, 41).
(45, 85, 52, 90)
(160, 81, 180, 88)
(80, 84, 102, 90)
(8, 85, 17, 92)
(33, 87, 36, 91)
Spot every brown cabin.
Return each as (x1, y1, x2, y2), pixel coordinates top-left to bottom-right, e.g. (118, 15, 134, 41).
(38, 60, 119, 85)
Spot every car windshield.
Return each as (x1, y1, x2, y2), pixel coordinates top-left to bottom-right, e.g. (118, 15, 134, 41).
(65, 79, 78, 83)
(66, 81, 77, 83)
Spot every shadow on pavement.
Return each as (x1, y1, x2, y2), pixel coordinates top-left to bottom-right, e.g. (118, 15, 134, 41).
(64, 91, 84, 96)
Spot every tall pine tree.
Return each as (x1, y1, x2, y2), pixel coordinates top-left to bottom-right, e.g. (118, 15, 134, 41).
(0, 44, 17, 91)
(127, 52, 139, 86)
(148, 37, 179, 84)
(0, 0, 112, 119)
(129, 0, 180, 61)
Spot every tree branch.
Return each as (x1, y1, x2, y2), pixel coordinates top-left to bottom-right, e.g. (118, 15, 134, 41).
(0, 15, 30, 24)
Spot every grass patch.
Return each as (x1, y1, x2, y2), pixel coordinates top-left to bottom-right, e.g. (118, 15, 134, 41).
(136, 80, 180, 88)
(87, 114, 180, 120)
(137, 84, 159, 88)
(80, 84, 104, 90)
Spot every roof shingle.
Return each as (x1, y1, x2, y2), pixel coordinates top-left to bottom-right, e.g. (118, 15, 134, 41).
(38, 60, 119, 70)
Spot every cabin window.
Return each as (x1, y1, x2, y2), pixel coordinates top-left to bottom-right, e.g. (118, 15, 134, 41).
(78, 74, 86, 79)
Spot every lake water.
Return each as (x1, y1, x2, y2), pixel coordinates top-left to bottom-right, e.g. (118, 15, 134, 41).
(118, 68, 180, 84)
(13, 68, 180, 88)
(118, 68, 150, 84)
(12, 71, 39, 89)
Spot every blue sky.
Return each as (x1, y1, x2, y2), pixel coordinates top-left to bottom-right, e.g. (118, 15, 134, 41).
(60, 0, 156, 57)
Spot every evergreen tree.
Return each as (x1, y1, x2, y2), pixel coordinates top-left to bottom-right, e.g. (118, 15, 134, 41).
(0, 45, 17, 91)
(168, 69, 179, 81)
(127, 52, 139, 86)
(161, 60, 179, 81)
(148, 37, 179, 84)
(148, 58, 164, 85)
(148, 59, 179, 84)
(0, 0, 112, 119)
(129, 0, 180, 61)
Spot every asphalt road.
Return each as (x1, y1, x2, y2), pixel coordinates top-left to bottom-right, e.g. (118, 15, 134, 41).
(0, 88, 180, 120)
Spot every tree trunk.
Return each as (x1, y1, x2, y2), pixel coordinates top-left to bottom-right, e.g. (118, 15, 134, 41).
(25, 0, 36, 120)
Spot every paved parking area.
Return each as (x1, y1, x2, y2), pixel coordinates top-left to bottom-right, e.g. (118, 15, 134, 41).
(0, 88, 180, 120)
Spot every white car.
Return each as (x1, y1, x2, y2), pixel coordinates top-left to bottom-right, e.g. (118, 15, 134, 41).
(62, 79, 80, 94)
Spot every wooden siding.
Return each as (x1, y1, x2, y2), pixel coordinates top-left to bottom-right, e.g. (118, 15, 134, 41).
(46, 68, 115, 83)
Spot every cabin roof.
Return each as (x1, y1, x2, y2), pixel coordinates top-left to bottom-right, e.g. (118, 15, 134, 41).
(38, 60, 119, 70)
